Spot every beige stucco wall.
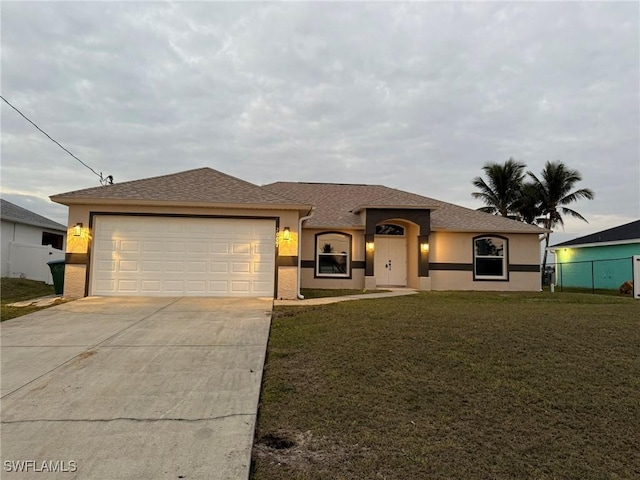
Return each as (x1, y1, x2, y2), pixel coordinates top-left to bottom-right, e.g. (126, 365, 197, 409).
(429, 231, 541, 291)
(63, 204, 301, 299)
(299, 222, 426, 290)
(405, 222, 420, 289)
(63, 264, 87, 299)
(276, 266, 297, 300)
(300, 267, 366, 290)
(299, 228, 366, 289)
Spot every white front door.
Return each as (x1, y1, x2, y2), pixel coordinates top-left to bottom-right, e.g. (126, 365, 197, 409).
(374, 236, 407, 286)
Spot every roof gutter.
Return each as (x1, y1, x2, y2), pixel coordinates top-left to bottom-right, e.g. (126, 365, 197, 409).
(297, 207, 316, 300)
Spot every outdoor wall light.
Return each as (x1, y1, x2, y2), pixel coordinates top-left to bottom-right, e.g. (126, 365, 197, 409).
(366, 241, 375, 251)
(420, 242, 429, 253)
(283, 227, 291, 241)
(73, 223, 83, 237)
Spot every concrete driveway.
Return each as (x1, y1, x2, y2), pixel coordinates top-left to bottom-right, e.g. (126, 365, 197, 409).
(1, 296, 273, 479)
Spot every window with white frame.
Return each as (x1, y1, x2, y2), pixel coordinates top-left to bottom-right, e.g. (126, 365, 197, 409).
(474, 236, 507, 280)
(316, 232, 351, 277)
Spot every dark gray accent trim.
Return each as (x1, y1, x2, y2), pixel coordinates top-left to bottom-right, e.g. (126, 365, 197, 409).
(88, 211, 281, 221)
(365, 233, 374, 276)
(430, 263, 473, 271)
(510, 264, 540, 272)
(65, 253, 89, 265)
(301, 260, 315, 269)
(418, 234, 429, 277)
(352, 261, 366, 269)
(365, 209, 430, 236)
(276, 256, 298, 267)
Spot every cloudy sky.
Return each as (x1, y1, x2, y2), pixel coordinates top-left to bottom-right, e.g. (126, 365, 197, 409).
(1, 1, 638, 246)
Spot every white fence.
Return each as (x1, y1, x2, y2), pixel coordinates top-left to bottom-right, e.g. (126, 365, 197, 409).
(5, 242, 65, 285)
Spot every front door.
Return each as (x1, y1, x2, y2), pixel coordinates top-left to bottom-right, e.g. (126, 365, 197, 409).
(374, 236, 407, 286)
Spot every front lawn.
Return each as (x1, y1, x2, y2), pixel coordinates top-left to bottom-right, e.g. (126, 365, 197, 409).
(1, 277, 56, 321)
(252, 291, 640, 479)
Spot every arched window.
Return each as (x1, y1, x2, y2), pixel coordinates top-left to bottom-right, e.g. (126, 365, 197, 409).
(375, 224, 405, 235)
(473, 236, 508, 280)
(315, 232, 351, 278)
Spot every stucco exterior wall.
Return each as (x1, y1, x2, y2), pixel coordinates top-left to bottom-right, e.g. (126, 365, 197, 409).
(555, 243, 639, 289)
(300, 268, 366, 290)
(299, 228, 366, 290)
(63, 204, 300, 299)
(64, 264, 87, 299)
(277, 266, 297, 300)
(429, 231, 541, 291)
(406, 223, 419, 289)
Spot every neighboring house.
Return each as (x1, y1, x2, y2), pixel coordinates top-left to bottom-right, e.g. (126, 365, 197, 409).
(1, 199, 67, 283)
(50, 167, 547, 299)
(549, 220, 640, 290)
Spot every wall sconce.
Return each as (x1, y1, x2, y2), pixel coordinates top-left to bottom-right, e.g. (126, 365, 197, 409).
(73, 223, 83, 237)
(283, 227, 291, 241)
(420, 242, 429, 253)
(366, 241, 375, 251)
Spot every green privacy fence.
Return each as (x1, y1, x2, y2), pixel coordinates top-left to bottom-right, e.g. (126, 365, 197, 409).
(554, 257, 634, 292)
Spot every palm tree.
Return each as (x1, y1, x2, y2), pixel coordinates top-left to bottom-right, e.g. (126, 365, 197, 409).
(528, 161, 595, 274)
(471, 158, 527, 217)
(513, 182, 542, 224)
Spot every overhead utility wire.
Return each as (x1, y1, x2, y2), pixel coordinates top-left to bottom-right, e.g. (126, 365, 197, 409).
(0, 95, 113, 185)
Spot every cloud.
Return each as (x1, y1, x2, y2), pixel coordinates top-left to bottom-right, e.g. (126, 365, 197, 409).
(1, 1, 638, 240)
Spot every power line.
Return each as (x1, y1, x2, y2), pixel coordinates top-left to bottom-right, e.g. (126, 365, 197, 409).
(0, 95, 113, 185)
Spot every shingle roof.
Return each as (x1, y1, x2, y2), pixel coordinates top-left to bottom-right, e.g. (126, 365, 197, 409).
(50, 167, 310, 209)
(1, 199, 67, 232)
(263, 182, 546, 233)
(552, 220, 640, 247)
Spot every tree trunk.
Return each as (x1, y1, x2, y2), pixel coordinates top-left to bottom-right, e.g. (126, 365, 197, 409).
(541, 219, 551, 286)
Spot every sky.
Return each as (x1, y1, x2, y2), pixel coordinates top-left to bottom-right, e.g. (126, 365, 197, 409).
(1, 1, 638, 246)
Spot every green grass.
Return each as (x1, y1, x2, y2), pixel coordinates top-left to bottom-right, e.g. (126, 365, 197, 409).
(555, 286, 624, 296)
(252, 291, 640, 480)
(300, 288, 389, 299)
(1, 277, 57, 321)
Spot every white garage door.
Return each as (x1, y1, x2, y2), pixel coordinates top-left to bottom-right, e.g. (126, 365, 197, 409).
(91, 216, 276, 297)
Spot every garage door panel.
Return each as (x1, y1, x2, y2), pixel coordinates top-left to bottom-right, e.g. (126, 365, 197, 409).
(141, 261, 162, 273)
(232, 262, 251, 273)
(141, 280, 161, 293)
(165, 262, 184, 273)
(119, 260, 139, 272)
(230, 281, 250, 293)
(211, 262, 228, 273)
(143, 241, 163, 253)
(187, 262, 207, 273)
(232, 243, 251, 254)
(91, 216, 275, 297)
(209, 280, 228, 293)
(166, 242, 186, 253)
(117, 280, 139, 292)
(210, 243, 229, 254)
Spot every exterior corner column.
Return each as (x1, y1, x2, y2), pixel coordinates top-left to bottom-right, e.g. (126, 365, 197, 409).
(418, 234, 430, 278)
(365, 233, 376, 289)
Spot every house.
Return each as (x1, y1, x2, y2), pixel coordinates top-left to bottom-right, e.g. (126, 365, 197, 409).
(1, 199, 67, 283)
(548, 220, 640, 290)
(50, 167, 546, 299)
